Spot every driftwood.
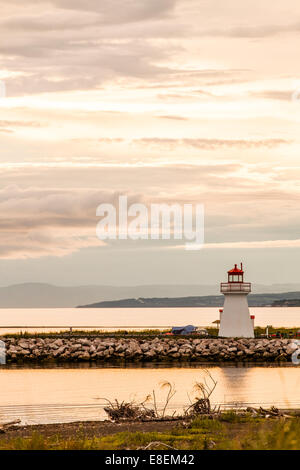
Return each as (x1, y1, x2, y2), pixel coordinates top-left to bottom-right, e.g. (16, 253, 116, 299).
(246, 406, 294, 419)
(138, 441, 178, 450)
(101, 382, 177, 422)
(184, 370, 220, 417)
(102, 398, 156, 422)
(101, 372, 221, 423)
(136, 416, 185, 422)
(0, 419, 21, 433)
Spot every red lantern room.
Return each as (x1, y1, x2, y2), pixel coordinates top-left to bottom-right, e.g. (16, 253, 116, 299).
(220, 262, 251, 293)
(227, 263, 244, 283)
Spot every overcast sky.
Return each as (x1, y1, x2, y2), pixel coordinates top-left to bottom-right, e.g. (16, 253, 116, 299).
(1, 0, 300, 286)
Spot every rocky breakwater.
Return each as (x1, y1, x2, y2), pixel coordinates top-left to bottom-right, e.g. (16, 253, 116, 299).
(2, 337, 299, 363)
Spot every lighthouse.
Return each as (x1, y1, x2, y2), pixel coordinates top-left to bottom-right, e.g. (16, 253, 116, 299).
(219, 263, 254, 338)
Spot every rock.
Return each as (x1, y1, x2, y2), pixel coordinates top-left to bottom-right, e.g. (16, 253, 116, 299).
(263, 351, 271, 358)
(20, 349, 30, 355)
(36, 338, 45, 345)
(144, 351, 156, 358)
(79, 351, 90, 360)
(32, 349, 41, 356)
(3, 336, 294, 363)
(171, 353, 180, 358)
(286, 342, 299, 355)
(54, 346, 67, 356)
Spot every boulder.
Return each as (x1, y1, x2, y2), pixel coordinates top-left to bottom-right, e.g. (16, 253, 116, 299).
(286, 342, 299, 355)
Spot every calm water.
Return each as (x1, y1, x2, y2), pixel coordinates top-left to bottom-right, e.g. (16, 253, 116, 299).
(0, 364, 299, 425)
(0, 307, 299, 334)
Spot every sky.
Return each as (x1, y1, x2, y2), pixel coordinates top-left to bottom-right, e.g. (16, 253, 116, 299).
(1, 0, 300, 287)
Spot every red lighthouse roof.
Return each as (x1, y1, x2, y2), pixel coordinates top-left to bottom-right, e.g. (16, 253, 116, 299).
(228, 263, 243, 274)
(221, 262, 251, 292)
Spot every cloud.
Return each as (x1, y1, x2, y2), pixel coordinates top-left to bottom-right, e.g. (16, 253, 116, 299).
(0, 1, 255, 96)
(2, 1, 299, 38)
(198, 23, 300, 38)
(208, 239, 300, 249)
(69, 137, 289, 150)
(0, 186, 141, 259)
(97, 138, 125, 144)
(1, 38, 178, 95)
(51, 0, 177, 23)
(0, 0, 177, 24)
(251, 91, 293, 101)
(0, 119, 46, 135)
(157, 115, 189, 121)
(1, 12, 97, 32)
(132, 137, 291, 150)
(1, 154, 300, 260)
(0, 120, 45, 129)
(171, 239, 300, 250)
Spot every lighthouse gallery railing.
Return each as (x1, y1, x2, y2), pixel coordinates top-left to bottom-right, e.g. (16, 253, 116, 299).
(220, 282, 251, 293)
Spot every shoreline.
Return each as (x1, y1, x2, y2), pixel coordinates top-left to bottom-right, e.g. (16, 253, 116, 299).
(4, 409, 300, 434)
(0, 419, 180, 440)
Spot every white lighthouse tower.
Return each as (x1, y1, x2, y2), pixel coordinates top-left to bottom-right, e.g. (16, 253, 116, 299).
(219, 263, 254, 338)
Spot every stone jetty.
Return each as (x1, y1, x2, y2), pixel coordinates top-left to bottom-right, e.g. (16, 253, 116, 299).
(2, 337, 299, 363)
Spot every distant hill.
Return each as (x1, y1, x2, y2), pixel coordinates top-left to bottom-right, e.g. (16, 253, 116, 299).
(0, 283, 219, 308)
(78, 296, 223, 308)
(78, 291, 300, 308)
(1, 282, 300, 308)
(272, 299, 300, 307)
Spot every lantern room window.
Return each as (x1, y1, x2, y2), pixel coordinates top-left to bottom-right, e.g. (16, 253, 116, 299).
(227, 265, 244, 283)
(229, 274, 242, 283)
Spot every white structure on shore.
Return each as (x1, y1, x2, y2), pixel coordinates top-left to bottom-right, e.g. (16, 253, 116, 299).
(219, 263, 254, 338)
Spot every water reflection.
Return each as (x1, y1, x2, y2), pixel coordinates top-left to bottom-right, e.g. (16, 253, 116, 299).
(217, 367, 252, 406)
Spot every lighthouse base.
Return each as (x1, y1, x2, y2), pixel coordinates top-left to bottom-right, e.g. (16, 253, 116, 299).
(219, 293, 254, 338)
